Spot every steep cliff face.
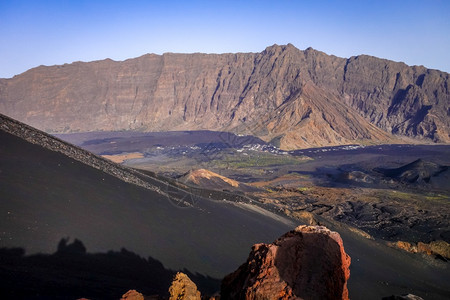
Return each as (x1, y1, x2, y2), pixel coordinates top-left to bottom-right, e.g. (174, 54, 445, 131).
(1, 44, 448, 149)
(341, 55, 449, 143)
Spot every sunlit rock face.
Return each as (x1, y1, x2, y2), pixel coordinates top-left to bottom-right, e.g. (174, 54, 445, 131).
(221, 225, 351, 300)
(168, 272, 201, 300)
(1, 44, 448, 149)
(120, 289, 144, 300)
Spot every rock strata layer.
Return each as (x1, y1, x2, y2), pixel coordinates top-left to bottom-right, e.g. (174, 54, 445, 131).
(1, 44, 448, 149)
(221, 225, 351, 300)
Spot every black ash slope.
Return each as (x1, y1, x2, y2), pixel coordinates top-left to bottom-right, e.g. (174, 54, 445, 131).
(0, 115, 296, 296)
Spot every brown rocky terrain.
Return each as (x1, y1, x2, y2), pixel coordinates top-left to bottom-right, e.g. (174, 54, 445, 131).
(168, 272, 201, 300)
(120, 289, 145, 300)
(221, 225, 351, 300)
(389, 240, 450, 259)
(181, 168, 257, 192)
(252, 186, 450, 245)
(117, 273, 205, 300)
(2, 114, 449, 299)
(1, 44, 448, 149)
(185, 169, 241, 188)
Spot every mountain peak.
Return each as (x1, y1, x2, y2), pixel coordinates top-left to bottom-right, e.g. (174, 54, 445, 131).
(264, 43, 299, 54)
(1, 46, 448, 149)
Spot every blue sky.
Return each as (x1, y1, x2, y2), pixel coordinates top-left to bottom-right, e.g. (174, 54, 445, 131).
(1, 0, 449, 78)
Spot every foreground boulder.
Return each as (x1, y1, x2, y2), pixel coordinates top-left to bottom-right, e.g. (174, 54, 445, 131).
(221, 225, 351, 300)
(168, 272, 201, 300)
(120, 290, 144, 300)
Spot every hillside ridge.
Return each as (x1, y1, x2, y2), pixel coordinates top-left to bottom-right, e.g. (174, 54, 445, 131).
(0, 113, 168, 196)
(0, 44, 448, 149)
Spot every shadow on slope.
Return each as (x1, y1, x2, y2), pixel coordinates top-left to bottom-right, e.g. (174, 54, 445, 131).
(0, 238, 220, 299)
(0, 126, 296, 279)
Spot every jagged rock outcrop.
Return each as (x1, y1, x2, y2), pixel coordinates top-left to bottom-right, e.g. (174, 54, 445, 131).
(1, 44, 448, 149)
(168, 272, 201, 300)
(120, 290, 144, 300)
(390, 240, 450, 259)
(181, 168, 257, 192)
(185, 169, 241, 188)
(221, 225, 351, 300)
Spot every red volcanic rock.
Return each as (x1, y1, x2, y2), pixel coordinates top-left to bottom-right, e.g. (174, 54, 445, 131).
(120, 289, 144, 300)
(221, 225, 351, 300)
(417, 242, 433, 255)
(392, 241, 418, 253)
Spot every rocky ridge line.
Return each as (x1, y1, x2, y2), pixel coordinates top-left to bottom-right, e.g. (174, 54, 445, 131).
(1, 44, 448, 149)
(0, 113, 173, 198)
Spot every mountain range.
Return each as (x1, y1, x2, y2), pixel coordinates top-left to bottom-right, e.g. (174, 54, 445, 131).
(0, 44, 448, 149)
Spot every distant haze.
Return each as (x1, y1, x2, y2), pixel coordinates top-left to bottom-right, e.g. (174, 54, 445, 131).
(0, 0, 449, 78)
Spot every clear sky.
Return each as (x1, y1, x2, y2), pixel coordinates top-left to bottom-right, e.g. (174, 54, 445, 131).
(1, 0, 449, 78)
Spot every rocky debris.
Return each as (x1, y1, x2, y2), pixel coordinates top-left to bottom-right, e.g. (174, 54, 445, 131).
(121, 290, 144, 300)
(390, 241, 418, 253)
(168, 272, 201, 300)
(346, 170, 375, 183)
(390, 240, 450, 259)
(255, 185, 450, 244)
(1, 44, 448, 149)
(382, 294, 424, 300)
(221, 225, 351, 300)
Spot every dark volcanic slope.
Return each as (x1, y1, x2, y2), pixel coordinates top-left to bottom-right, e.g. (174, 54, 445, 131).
(0, 114, 167, 194)
(1, 115, 450, 299)
(1, 44, 448, 149)
(0, 114, 296, 278)
(375, 158, 449, 184)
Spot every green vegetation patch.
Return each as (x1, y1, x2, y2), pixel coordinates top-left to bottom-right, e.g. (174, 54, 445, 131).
(214, 152, 309, 169)
(424, 193, 450, 203)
